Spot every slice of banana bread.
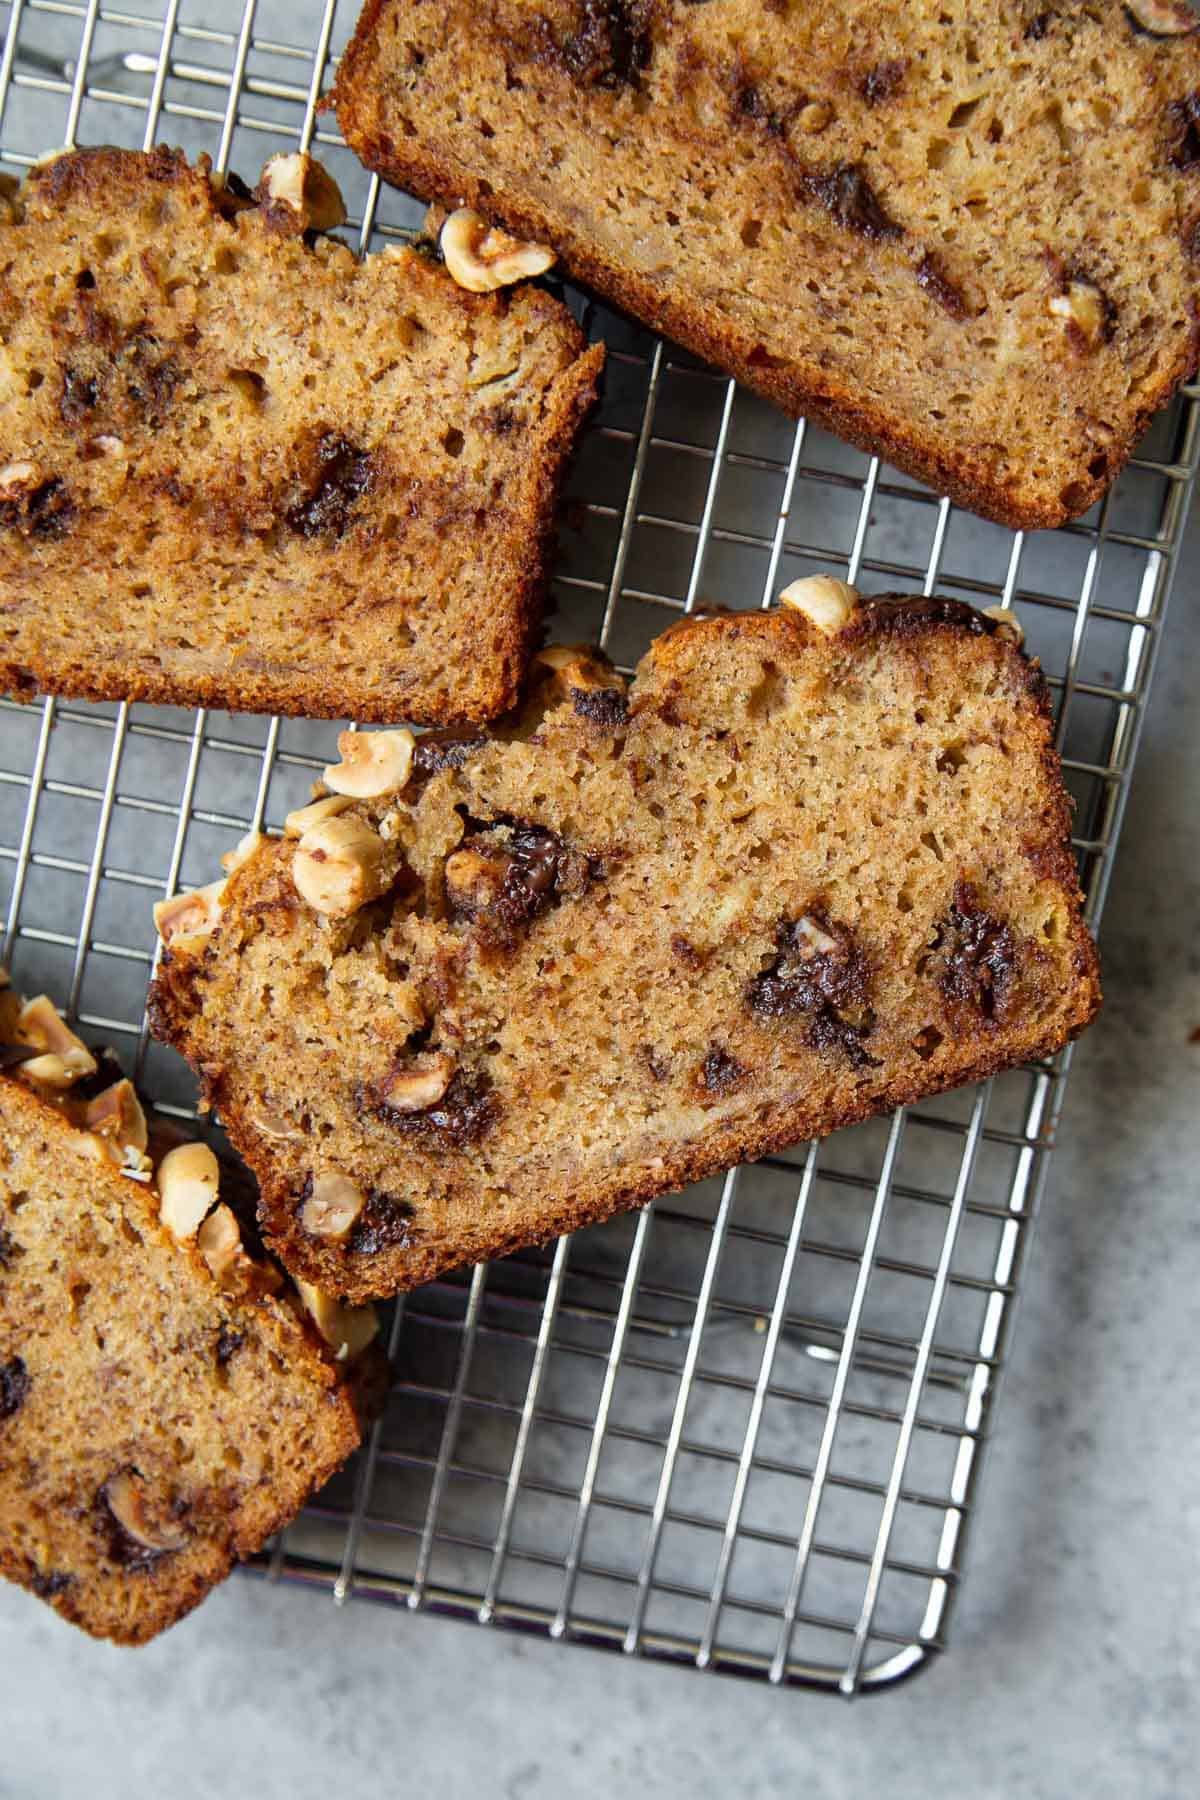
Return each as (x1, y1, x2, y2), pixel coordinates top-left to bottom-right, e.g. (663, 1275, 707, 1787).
(0, 145, 602, 722)
(334, 0, 1200, 528)
(0, 985, 383, 1644)
(149, 580, 1100, 1301)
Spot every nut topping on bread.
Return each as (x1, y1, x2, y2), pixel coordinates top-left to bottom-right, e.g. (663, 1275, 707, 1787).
(153, 881, 226, 953)
(157, 1141, 222, 1241)
(778, 576, 860, 634)
(323, 728, 416, 798)
(14, 995, 98, 1089)
(0, 977, 389, 1642)
(256, 151, 347, 232)
(284, 794, 354, 838)
(149, 595, 1101, 1301)
(291, 814, 392, 917)
(440, 207, 556, 291)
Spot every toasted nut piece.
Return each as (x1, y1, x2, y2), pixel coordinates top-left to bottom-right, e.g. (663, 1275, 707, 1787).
(300, 1171, 366, 1241)
(196, 1203, 250, 1285)
(103, 1470, 188, 1554)
(84, 1079, 149, 1164)
(322, 728, 415, 799)
(1048, 281, 1107, 347)
(983, 605, 1025, 645)
(794, 914, 840, 958)
(377, 1051, 455, 1114)
(778, 576, 860, 633)
(1126, 0, 1196, 34)
(292, 815, 390, 917)
(798, 100, 833, 133)
(443, 848, 508, 914)
(283, 794, 353, 839)
(220, 830, 269, 876)
(532, 644, 618, 700)
(16, 995, 98, 1088)
(256, 152, 346, 232)
(440, 208, 555, 292)
(153, 880, 226, 952)
(249, 1102, 303, 1141)
(0, 460, 41, 496)
(293, 1279, 380, 1361)
(157, 1140, 221, 1241)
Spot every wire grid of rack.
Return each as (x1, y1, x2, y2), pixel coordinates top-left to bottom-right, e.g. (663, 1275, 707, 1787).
(0, 0, 1195, 1698)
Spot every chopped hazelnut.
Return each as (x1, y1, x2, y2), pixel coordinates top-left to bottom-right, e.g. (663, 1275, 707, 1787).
(1048, 280, 1107, 348)
(778, 575, 860, 634)
(16, 995, 98, 1089)
(443, 847, 508, 914)
(103, 1470, 188, 1554)
(220, 830, 269, 876)
(797, 100, 833, 133)
(1126, 0, 1196, 34)
(153, 880, 226, 952)
(283, 794, 353, 839)
(196, 1203, 250, 1286)
(440, 208, 555, 292)
(157, 1140, 221, 1242)
(84, 1078, 150, 1169)
(291, 815, 390, 917)
(300, 1171, 366, 1241)
(322, 728, 415, 799)
(293, 1278, 380, 1361)
(249, 1102, 303, 1141)
(0, 461, 42, 497)
(256, 152, 346, 232)
(983, 605, 1025, 645)
(377, 1051, 455, 1114)
(794, 914, 840, 958)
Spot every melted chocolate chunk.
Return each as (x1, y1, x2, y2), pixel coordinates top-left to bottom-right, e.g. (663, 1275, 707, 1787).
(0, 1042, 38, 1071)
(860, 59, 906, 106)
(799, 163, 903, 242)
(916, 251, 970, 320)
(0, 478, 76, 541)
(0, 1356, 30, 1421)
(410, 727, 488, 785)
(348, 1191, 417, 1255)
(0, 1225, 19, 1270)
(852, 596, 995, 641)
(449, 814, 595, 942)
(215, 1325, 245, 1366)
(287, 434, 373, 539)
(734, 83, 788, 135)
(1024, 9, 1052, 39)
(123, 333, 181, 426)
(748, 910, 879, 1067)
(934, 881, 1018, 1023)
(70, 1046, 130, 1104)
(1168, 92, 1200, 170)
(60, 364, 100, 423)
(572, 685, 629, 727)
(30, 1568, 73, 1599)
(365, 1069, 498, 1148)
(563, 0, 654, 88)
(701, 1045, 747, 1095)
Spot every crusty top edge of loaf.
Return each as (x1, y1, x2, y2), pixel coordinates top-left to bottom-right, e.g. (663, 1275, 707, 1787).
(330, 0, 1200, 531)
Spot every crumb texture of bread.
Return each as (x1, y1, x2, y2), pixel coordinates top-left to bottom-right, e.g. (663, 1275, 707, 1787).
(150, 597, 1101, 1303)
(334, 0, 1200, 527)
(0, 1078, 365, 1643)
(0, 146, 602, 722)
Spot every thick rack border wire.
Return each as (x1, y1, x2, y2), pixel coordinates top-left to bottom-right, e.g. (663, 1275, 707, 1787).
(0, 0, 1194, 1698)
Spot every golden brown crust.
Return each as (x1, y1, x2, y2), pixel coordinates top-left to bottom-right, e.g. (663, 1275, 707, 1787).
(0, 146, 602, 724)
(150, 594, 1100, 1302)
(0, 1073, 369, 1644)
(333, 0, 1200, 529)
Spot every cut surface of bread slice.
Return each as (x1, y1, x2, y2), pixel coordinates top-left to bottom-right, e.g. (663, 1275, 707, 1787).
(0, 988, 382, 1643)
(149, 583, 1100, 1301)
(334, 0, 1200, 528)
(0, 145, 602, 722)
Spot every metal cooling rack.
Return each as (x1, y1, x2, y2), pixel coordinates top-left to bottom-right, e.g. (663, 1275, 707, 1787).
(0, 0, 1194, 1696)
